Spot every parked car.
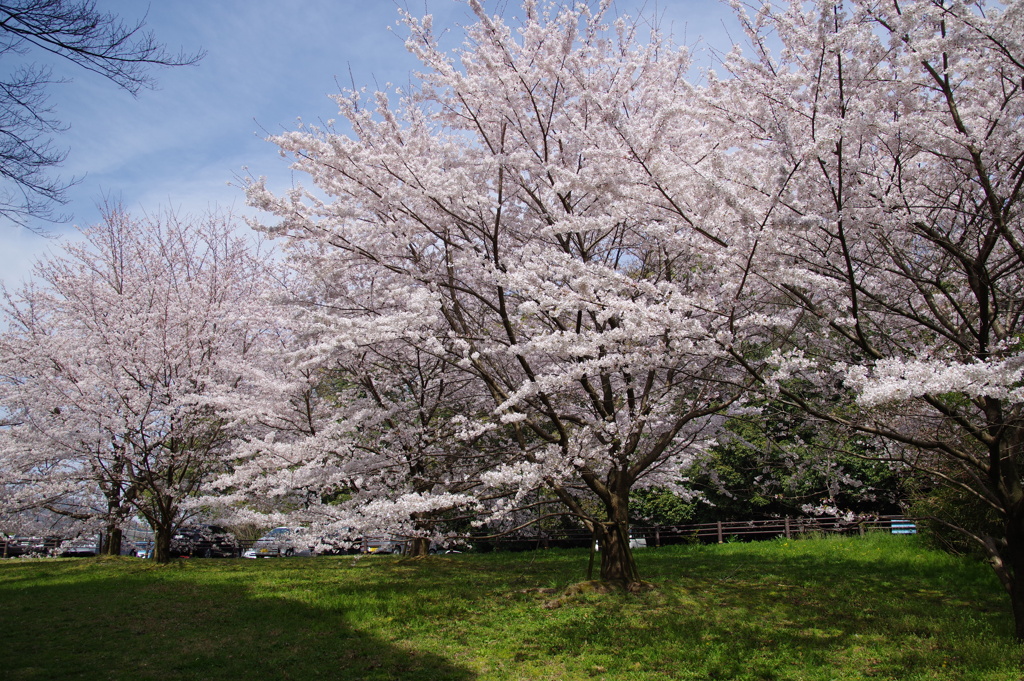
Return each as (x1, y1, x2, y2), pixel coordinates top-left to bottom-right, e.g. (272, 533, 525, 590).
(169, 525, 239, 558)
(0, 535, 62, 557)
(361, 535, 407, 555)
(309, 531, 362, 556)
(58, 535, 100, 557)
(134, 541, 154, 559)
(242, 527, 312, 558)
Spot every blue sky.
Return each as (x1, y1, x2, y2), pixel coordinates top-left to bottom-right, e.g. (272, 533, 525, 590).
(0, 0, 739, 286)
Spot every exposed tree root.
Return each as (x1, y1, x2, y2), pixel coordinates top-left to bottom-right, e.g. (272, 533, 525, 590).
(541, 580, 656, 609)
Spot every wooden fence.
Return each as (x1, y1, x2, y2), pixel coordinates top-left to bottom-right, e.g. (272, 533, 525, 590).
(463, 515, 919, 551)
(635, 515, 917, 545)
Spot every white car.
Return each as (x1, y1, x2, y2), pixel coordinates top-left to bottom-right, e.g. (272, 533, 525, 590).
(242, 527, 312, 558)
(361, 534, 409, 554)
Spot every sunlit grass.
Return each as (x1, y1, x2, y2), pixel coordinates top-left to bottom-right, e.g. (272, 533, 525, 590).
(1, 533, 1020, 680)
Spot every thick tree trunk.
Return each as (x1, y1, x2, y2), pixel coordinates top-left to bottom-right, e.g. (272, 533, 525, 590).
(101, 526, 123, 556)
(594, 521, 640, 586)
(591, 487, 641, 587)
(1001, 515, 1024, 640)
(1011, 583, 1024, 641)
(994, 541, 1024, 640)
(407, 537, 431, 557)
(136, 488, 180, 563)
(984, 429, 1024, 640)
(978, 492, 1024, 640)
(153, 525, 173, 563)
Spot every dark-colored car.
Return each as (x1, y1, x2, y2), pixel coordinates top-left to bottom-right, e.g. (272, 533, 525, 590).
(169, 525, 239, 558)
(0, 535, 62, 557)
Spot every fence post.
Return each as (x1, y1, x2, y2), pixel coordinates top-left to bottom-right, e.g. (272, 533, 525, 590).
(654, 527, 660, 548)
(717, 521, 723, 544)
(784, 518, 791, 539)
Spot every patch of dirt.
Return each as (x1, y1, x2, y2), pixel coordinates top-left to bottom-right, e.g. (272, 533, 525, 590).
(541, 580, 657, 609)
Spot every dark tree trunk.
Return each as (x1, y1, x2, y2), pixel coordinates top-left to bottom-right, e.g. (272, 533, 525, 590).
(998, 509, 1024, 640)
(134, 478, 182, 563)
(590, 487, 641, 587)
(98, 460, 136, 556)
(594, 520, 640, 586)
(988, 537, 1024, 641)
(1012, 581, 1024, 641)
(980, 427, 1024, 640)
(153, 524, 173, 563)
(101, 526, 123, 556)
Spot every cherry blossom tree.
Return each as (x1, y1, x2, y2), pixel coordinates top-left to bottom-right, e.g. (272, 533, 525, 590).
(203, 248, 501, 556)
(292, 344, 489, 556)
(712, 0, 1024, 636)
(0, 207, 272, 561)
(247, 0, 765, 585)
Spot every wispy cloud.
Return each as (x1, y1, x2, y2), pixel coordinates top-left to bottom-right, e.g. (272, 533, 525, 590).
(0, 0, 738, 286)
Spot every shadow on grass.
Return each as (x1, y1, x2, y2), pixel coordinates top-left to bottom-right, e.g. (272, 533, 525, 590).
(612, 538, 1019, 678)
(2, 538, 1020, 681)
(0, 559, 475, 681)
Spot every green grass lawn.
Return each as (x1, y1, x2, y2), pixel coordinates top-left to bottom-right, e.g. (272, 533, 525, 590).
(0, 532, 1020, 680)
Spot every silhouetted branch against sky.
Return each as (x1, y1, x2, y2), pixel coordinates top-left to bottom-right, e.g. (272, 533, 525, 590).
(0, 0, 202, 230)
